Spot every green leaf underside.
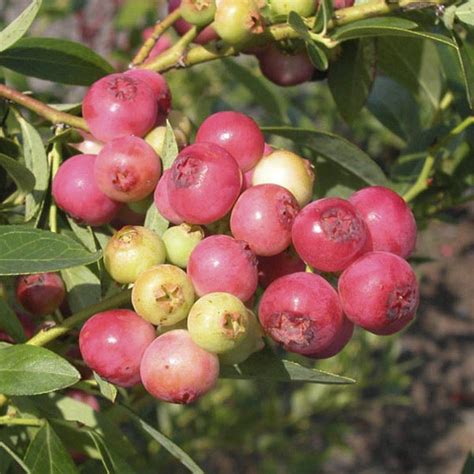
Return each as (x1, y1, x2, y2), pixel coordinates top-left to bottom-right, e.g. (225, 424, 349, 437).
(24, 423, 78, 474)
(161, 121, 180, 170)
(220, 349, 355, 384)
(0, 298, 26, 343)
(262, 126, 388, 186)
(0, 0, 42, 53)
(456, 0, 474, 26)
(0, 37, 114, 86)
(144, 205, 169, 236)
(123, 406, 204, 474)
(0, 345, 80, 395)
(0, 226, 102, 275)
(0, 153, 36, 194)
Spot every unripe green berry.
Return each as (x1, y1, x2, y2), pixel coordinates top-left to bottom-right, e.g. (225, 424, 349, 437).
(187, 292, 250, 353)
(181, 0, 216, 26)
(162, 223, 204, 268)
(270, 0, 316, 17)
(104, 226, 166, 284)
(132, 264, 195, 326)
(219, 309, 264, 365)
(213, 0, 264, 46)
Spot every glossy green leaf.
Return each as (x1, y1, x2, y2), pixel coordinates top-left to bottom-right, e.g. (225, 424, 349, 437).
(0, 226, 102, 275)
(456, 0, 474, 26)
(24, 423, 79, 474)
(220, 348, 355, 384)
(0, 37, 114, 86)
(61, 265, 101, 313)
(93, 372, 118, 403)
(0, 153, 35, 194)
(328, 38, 376, 122)
(17, 117, 49, 223)
(123, 406, 204, 474)
(0, 345, 80, 395)
(306, 42, 329, 71)
(262, 126, 388, 186)
(223, 59, 287, 121)
(0, 0, 42, 53)
(0, 298, 26, 343)
(161, 121, 180, 170)
(144, 205, 169, 237)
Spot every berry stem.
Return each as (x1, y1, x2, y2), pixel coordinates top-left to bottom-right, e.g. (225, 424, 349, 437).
(0, 416, 44, 427)
(131, 8, 183, 67)
(0, 84, 88, 131)
(403, 115, 474, 202)
(26, 289, 132, 347)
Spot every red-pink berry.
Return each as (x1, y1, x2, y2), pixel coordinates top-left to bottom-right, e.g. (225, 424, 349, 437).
(230, 184, 300, 256)
(196, 111, 265, 171)
(258, 247, 306, 288)
(349, 186, 417, 259)
(15, 272, 65, 316)
(258, 45, 314, 87)
(94, 136, 161, 203)
(167, 143, 242, 224)
(306, 316, 354, 359)
(83, 73, 158, 142)
(140, 329, 219, 404)
(259, 272, 344, 355)
(153, 169, 184, 224)
(52, 154, 122, 226)
(338, 251, 419, 335)
(188, 235, 258, 301)
(124, 69, 172, 124)
(79, 309, 156, 387)
(292, 197, 368, 272)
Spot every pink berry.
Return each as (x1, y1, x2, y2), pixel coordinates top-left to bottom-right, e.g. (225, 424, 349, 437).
(15, 272, 65, 316)
(168, 0, 219, 44)
(263, 143, 273, 156)
(124, 69, 172, 124)
(52, 154, 122, 226)
(196, 111, 264, 171)
(153, 169, 184, 224)
(306, 316, 354, 359)
(292, 197, 368, 272)
(79, 309, 156, 387)
(258, 45, 314, 87)
(188, 235, 258, 301)
(94, 136, 161, 203)
(338, 251, 419, 335)
(230, 184, 299, 256)
(83, 73, 158, 142)
(167, 143, 242, 224)
(242, 167, 255, 191)
(258, 247, 306, 288)
(140, 329, 219, 404)
(71, 131, 104, 155)
(349, 186, 417, 259)
(333, 0, 354, 9)
(259, 272, 344, 355)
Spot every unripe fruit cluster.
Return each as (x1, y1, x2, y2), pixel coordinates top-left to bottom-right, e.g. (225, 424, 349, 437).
(69, 75, 419, 406)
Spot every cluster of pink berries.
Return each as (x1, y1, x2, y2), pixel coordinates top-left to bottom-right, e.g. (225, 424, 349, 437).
(30, 64, 420, 405)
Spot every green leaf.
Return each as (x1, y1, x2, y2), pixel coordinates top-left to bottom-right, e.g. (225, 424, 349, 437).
(0, 37, 114, 86)
(0, 226, 102, 275)
(144, 205, 169, 237)
(0, 153, 35, 194)
(306, 42, 329, 71)
(453, 31, 474, 109)
(328, 38, 376, 123)
(88, 430, 136, 474)
(0, 298, 26, 343)
(288, 12, 312, 41)
(313, 0, 333, 33)
(462, 451, 474, 474)
(220, 347, 355, 384)
(123, 406, 204, 474)
(0, 345, 80, 395)
(0, 442, 31, 473)
(17, 117, 49, 223)
(0, 0, 42, 53)
(93, 372, 118, 403)
(262, 126, 388, 186)
(161, 121, 180, 170)
(456, 0, 474, 26)
(223, 59, 287, 121)
(377, 37, 443, 117)
(24, 422, 79, 474)
(66, 217, 98, 253)
(61, 265, 100, 313)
